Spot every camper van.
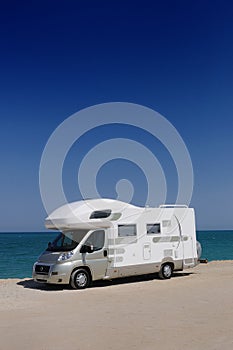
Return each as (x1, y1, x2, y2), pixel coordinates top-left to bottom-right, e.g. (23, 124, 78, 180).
(33, 199, 201, 289)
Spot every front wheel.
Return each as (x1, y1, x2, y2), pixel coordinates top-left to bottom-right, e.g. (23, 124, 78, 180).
(70, 269, 91, 289)
(158, 263, 173, 279)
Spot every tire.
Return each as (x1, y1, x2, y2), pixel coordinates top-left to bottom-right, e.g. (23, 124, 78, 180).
(158, 263, 173, 280)
(70, 269, 91, 289)
(196, 241, 202, 260)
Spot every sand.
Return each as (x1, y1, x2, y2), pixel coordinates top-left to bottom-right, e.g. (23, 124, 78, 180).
(0, 261, 233, 350)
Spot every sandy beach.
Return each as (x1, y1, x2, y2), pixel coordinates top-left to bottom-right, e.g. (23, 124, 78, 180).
(0, 261, 233, 350)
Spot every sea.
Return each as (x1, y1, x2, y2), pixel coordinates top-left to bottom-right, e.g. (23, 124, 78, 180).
(0, 231, 232, 279)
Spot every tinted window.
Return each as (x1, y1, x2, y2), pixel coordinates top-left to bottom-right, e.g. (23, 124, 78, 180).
(118, 225, 137, 237)
(147, 224, 161, 234)
(47, 230, 89, 252)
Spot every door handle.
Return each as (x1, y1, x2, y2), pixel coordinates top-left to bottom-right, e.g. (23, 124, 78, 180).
(103, 249, 108, 257)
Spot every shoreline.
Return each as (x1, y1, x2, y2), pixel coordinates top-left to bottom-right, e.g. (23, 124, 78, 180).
(1, 259, 233, 281)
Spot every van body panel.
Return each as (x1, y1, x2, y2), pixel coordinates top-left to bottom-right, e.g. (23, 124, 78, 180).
(81, 250, 108, 281)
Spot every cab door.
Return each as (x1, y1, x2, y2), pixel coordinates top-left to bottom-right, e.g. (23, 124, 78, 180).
(81, 230, 108, 280)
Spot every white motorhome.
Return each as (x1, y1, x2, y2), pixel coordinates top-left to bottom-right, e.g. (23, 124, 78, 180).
(33, 199, 201, 289)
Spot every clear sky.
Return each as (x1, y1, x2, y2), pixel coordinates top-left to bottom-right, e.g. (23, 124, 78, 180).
(0, 0, 233, 231)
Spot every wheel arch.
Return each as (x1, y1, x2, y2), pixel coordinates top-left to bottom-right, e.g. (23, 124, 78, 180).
(160, 258, 175, 270)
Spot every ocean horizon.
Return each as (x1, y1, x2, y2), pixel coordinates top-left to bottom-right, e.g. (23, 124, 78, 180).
(0, 230, 232, 279)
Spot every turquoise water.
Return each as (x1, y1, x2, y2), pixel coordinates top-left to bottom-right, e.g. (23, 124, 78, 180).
(0, 231, 232, 279)
(0, 232, 56, 279)
(196, 230, 233, 261)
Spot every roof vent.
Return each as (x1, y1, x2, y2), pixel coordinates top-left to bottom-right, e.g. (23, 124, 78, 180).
(90, 210, 112, 219)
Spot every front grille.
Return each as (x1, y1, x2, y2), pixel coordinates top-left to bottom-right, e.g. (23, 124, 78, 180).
(35, 264, 50, 275)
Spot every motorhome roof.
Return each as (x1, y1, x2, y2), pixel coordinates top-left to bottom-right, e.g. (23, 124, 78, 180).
(45, 198, 190, 231)
(45, 198, 144, 230)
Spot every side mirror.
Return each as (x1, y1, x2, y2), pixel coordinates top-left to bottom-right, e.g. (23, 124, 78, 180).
(87, 245, 94, 253)
(47, 242, 52, 250)
(80, 245, 94, 254)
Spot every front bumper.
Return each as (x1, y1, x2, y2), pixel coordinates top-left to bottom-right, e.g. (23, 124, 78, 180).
(33, 261, 73, 285)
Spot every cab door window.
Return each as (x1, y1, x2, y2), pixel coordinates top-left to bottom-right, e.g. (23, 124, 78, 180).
(85, 230, 105, 251)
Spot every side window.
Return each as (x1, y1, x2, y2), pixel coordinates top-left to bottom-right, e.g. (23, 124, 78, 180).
(118, 224, 137, 237)
(85, 230, 105, 251)
(147, 223, 161, 234)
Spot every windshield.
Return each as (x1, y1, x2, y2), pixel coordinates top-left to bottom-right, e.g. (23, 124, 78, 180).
(46, 230, 89, 252)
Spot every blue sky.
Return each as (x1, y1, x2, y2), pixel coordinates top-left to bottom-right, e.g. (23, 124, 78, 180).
(0, 0, 233, 231)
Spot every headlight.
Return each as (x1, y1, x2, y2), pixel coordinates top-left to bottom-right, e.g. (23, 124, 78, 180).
(58, 251, 74, 261)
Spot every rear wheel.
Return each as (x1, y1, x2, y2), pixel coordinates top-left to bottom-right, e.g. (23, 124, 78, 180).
(158, 263, 173, 279)
(70, 269, 91, 289)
